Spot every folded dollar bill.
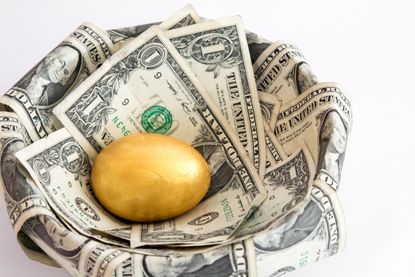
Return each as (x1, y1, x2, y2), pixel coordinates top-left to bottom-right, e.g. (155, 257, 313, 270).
(0, 4, 351, 277)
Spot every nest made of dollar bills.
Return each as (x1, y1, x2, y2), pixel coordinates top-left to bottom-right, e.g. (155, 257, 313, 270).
(0, 5, 352, 277)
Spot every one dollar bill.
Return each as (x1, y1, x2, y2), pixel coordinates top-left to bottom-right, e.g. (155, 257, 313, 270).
(15, 128, 132, 246)
(0, 112, 54, 232)
(234, 146, 315, 239)
(272, 82, 353, 190)
(254, 180, 346, 276)
(166, 16, 266, 177)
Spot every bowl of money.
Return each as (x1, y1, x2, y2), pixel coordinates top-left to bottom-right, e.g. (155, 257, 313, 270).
(0, 5, 352, 277)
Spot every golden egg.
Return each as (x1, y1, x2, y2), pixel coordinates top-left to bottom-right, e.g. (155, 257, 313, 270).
(91, 133, 211, 222)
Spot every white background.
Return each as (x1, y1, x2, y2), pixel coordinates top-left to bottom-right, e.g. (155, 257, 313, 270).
(0, 0, 414, 276)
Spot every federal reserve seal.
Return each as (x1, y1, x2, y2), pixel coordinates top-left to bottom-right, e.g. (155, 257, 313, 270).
(141, 105, 173, 134)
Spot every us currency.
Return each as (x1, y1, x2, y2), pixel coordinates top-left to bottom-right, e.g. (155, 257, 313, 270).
(18, 181, 346, 277)
(15, 230, 60, 268)
(232, 117, 313, 238)
(108, 4, 201, 49)
(253, 180, 346, 276)
(114, 239, 257, 277)
(253, 41, 318, 104)
(273, 82, 352, 190)
(0, 23, 116, 141)
(21, 214, 131, 277)
(0, 112, 55, 232)
(52, 26, 267, 246)
(167, 16, 266, 177)
(15, 128, 133, 246)
(233, 146, 314, 239)
(0, 112, 61, 267)
(259, 91, 280, 128)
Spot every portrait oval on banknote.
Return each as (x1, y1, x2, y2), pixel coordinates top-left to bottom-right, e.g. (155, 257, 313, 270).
(16, 44, 83, 110)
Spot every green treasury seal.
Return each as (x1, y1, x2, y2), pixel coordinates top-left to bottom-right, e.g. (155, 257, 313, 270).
(141, 105, 173, 134)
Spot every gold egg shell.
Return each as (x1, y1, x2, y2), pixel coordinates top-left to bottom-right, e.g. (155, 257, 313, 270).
(91, 133, 211, 222)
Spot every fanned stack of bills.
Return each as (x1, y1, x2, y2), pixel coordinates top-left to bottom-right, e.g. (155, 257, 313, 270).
(0, 5, 352, 276)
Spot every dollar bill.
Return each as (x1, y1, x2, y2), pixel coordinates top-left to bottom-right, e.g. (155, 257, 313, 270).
(0, 16, 351, 276)
(15, 229, 60, 268)
(232, 118, 312, 239)
(0, 112, 63, 267)
(115, 239, 257, 276)
(254, 180, 346, 276)
(113, 179, 346, 277)
(259, 91, 280, 128)
(0, 112, 55, 232)
(234, 146, 315, 239)
(273, 82, 352, 190)
(116, 178, 346, 277)
(15, 128, 132, 246)
(167, 16, 266, 177)
(52, 26, 266, 246)
(17, 180, 346, 277)
(21, 214, 131, 277)
(253, 41, 318, 104)
(0, 23, 116, 141)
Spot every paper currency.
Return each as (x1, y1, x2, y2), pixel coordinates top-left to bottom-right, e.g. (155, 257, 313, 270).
(0, 112, 55, 232)
(232, 117, 308, 238)
(115, 239, 257, 276)
(253, 41, 318, 104)
(15, 229, 60, 268)
(167, 16, 266, 177)
(226, 94, 303, 239)
(15, 128, 133, 246)
(113, 180, 346, 277)
(22, 214, 131, 277)
(0, 23, 116, 141)
(273, 82, 352, 190)
(51, 26, 266, 246)
(254, 180, 346, 276)
(234, 146, 315, 239)
(16, 179, 346, 277)
(0, 111, 64, 267)
(0, 8, 351, 276)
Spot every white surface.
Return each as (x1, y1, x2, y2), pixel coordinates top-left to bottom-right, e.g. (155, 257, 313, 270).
(0, 0, 414, 276)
